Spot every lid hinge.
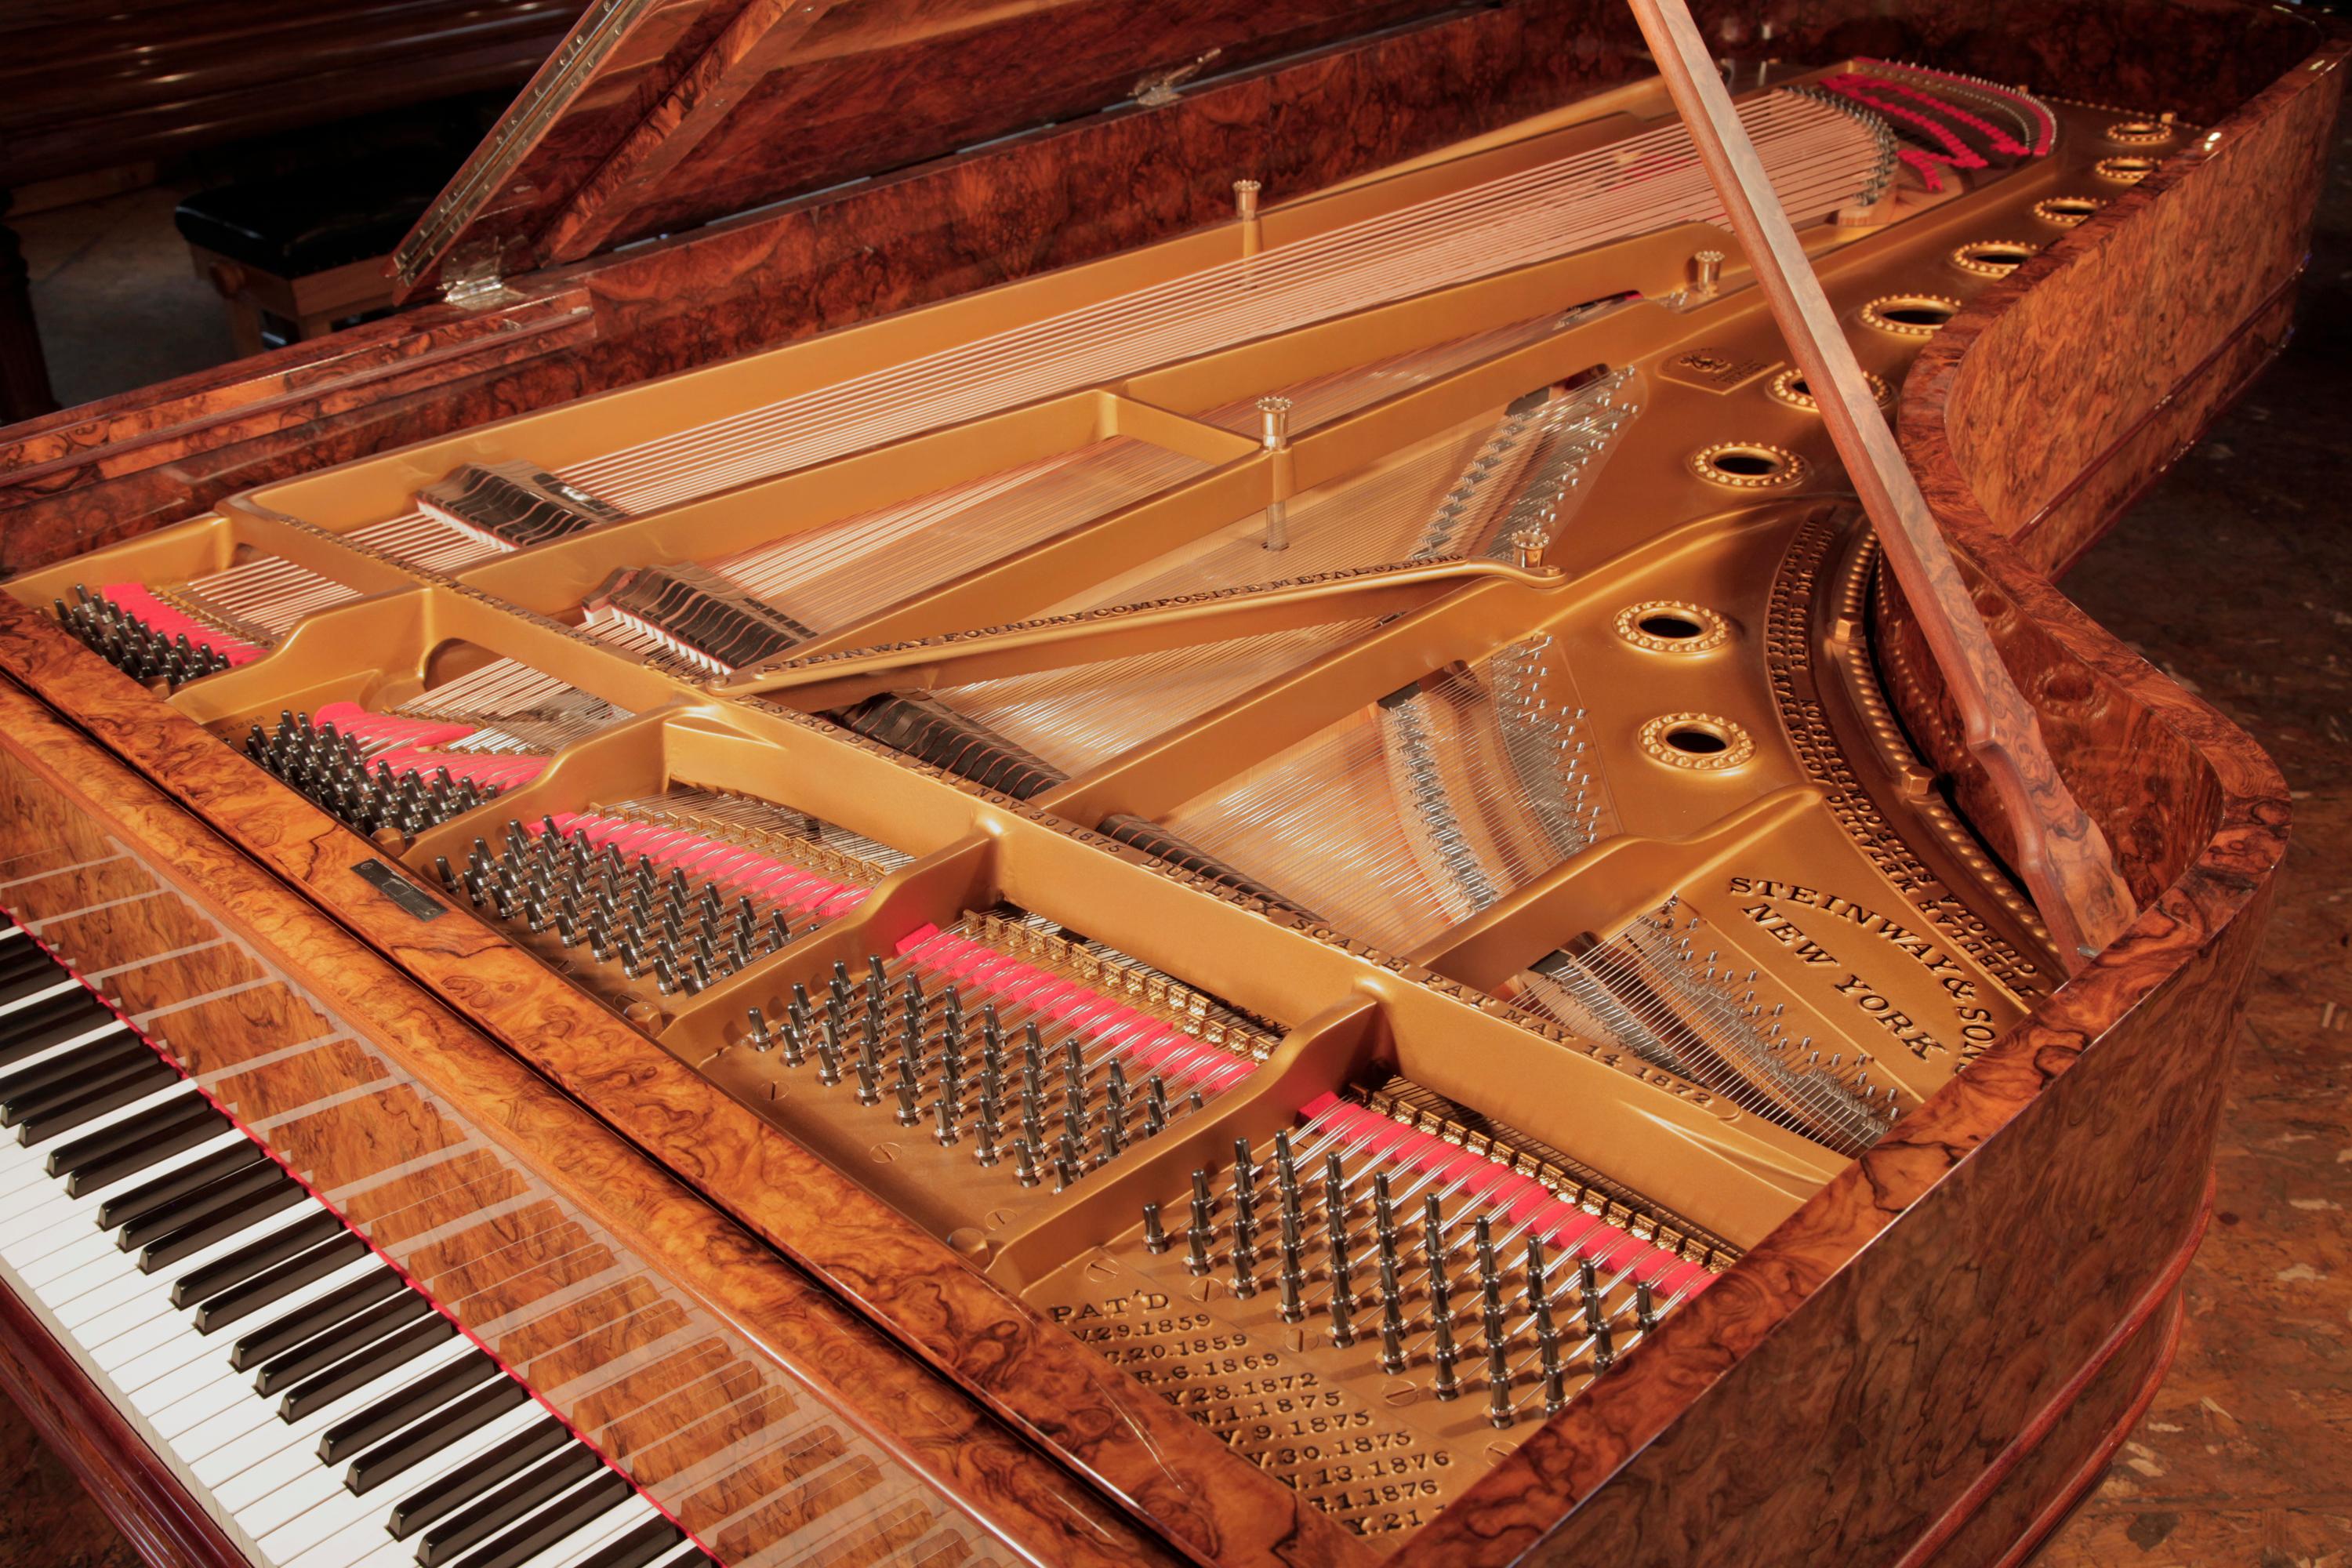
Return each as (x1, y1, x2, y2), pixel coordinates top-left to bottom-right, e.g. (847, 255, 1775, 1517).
(441, 241, 523, 310)
(1131, 47, 1221, 107)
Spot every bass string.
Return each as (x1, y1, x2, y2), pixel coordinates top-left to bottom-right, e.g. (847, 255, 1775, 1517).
(938, 620, 1381, 777)
(580, 97, 1836, 474)
(175, 556, 355, 637)
(708, 439, 1204, 636)
(555, 98, 1866, 506)
(347, 97, 1871, 561)
(1193, 313, 1573, 434)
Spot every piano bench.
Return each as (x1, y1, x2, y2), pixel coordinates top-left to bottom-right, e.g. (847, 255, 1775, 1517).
(174, 159, 441, 354)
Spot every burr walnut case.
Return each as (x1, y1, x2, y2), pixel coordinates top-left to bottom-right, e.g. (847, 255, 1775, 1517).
(0, 0, 2336, 1564)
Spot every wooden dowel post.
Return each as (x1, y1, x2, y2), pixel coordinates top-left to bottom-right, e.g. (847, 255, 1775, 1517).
(1621, 0, 2136, 970)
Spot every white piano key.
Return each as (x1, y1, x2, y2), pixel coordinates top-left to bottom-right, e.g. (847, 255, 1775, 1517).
(0, 1126, 244, 1253)
(97, 1254, 385, 1381)
(56, 1201, 320, 1334)
(247, 1401, 515, 1565)
(277, 1402, 557, 1568)
(11, 1225, 131, 1286)
(6, 1079, 201, 1170)
(0, 1077, 194, 1204)
(172, 1330, 478, 1472)
(216, 1356, 506, 1519)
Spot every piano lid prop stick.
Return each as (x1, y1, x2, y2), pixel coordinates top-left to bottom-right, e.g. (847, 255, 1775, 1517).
(1620, 0, 2136, 970)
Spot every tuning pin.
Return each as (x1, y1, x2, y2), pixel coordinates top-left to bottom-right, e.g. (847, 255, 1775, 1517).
(1476, 1218, 1507, 1341)
(1423, 1195, 1451, 1302)
(746, 1007, 774, 1051)
(934, 1097, 960, 1146)
(1430, 1305, 1460, 1399)
(1014, 1138, 1040, 1189)
(1142, 1202, 1169, 1254)
(1376, 1221, 1405, 1306)
(1486, 1341, 1515, 1428)
(1635, 1278, 1661, 1334)
(1277, 1258, 1305, 1323)
(1379, 1296, 1409, 1374)
(1327, 1279, 1357, 1348)
(1185, 1185, 1215, 1275)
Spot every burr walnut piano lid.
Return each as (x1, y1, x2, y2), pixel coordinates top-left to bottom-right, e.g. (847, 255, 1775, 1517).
(389, 0, 1475, 300)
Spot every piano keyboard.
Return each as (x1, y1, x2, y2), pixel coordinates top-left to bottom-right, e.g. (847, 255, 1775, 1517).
(0, 916, 702, 1568)
(0, 817, 1018, 1568)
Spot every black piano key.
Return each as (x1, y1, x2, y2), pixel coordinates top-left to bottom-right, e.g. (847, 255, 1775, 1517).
(419, 1447, 606, 1568)
(0, 962, 74, 1011)
(59, 1097, 229, 1190)
(0, 1036, 155, 1123)
(0, 991, 117, 1061)
(136, 1176, 307, 1272)
(173, 1209, 349, 1310)
(192, 1229, 371, 1333)
(0, 974, 98, 1027)
(278, 1313, 456, 1421)
(574, 1518, 688, 1568)
(389, 1418, 570, 1539)
(0, 1022, 142, 1093)
(17, 1058, 180, 1145)
(118, 1158, 290, 1252)
(0, 951, 68, 1002)
(231, 1268, 405, 1371)
(254, 1290, 435, 1396)
(318, 1348, 498, 1464)
(451, 1468, 634, 1568)
(98, 1140, 267, 1230)
(344, 1374, 531, 1494)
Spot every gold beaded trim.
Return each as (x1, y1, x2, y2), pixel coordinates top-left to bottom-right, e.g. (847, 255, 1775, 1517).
(1948, 239, 2038, 278)
(1766, 367, 1893, 411)
(2104, 118, 2173, 145)
(1858, 294, 1961, 336)
(1689, 441, 1807, 489)
(2032, 195, 2107, 227)
(1637, 713, 1756, 771)
(2095, 156, 2158, 184)
(1613, 601, 1732, 655)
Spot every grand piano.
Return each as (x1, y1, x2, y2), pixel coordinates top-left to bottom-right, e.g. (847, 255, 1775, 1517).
(0, 0, 2335, 1564)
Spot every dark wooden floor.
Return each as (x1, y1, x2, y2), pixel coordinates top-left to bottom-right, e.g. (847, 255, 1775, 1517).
(3, 124, 2347, 1568)
(2023, 114, 2352, 1568)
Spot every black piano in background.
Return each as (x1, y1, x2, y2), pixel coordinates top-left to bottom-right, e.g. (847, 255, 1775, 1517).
(0, 0, 586, 422)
